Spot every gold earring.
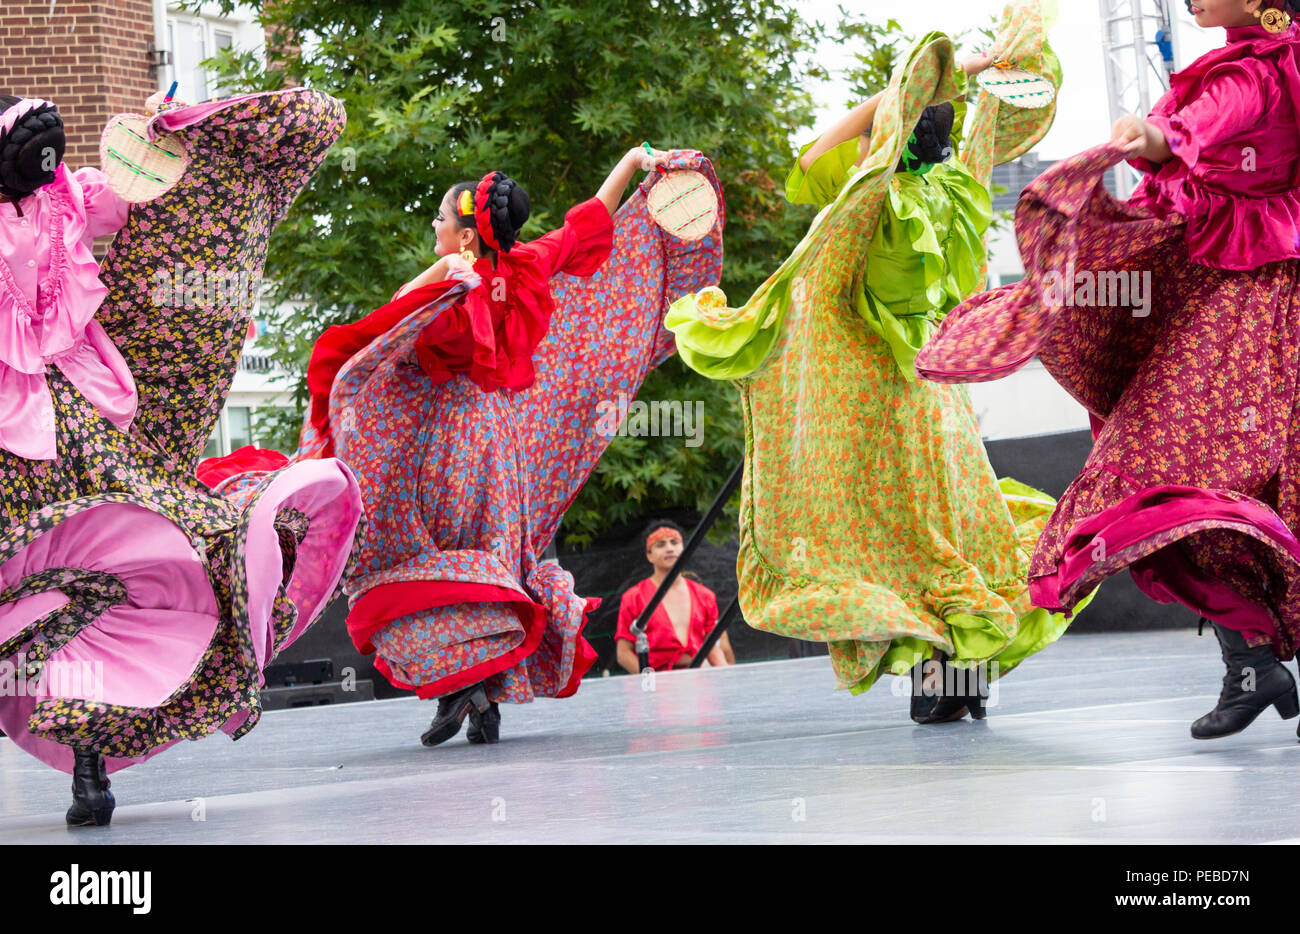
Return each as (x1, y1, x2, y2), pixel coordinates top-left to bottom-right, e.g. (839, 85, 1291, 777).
(459, 248, 475, 263)
(1261, 7, 1292, 32)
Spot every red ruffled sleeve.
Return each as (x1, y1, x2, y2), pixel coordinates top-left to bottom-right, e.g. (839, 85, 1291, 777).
(512, 197, 614, 279)
(414, 198, 614, 393)
(307, 279, 459, 455)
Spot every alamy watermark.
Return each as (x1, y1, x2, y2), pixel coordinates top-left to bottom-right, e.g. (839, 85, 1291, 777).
(152, 264, 264, 309)
(890, 659, 1001, 708)
(595, 392, 704, 448)
(0, 654, 103, 700)
(1040, 262, 1153, 318)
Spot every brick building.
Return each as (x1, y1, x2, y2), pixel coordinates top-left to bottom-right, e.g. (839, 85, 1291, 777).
(1, 1, 264, 163)
(1, 1, 284, 457)
(0, 1, 160, 169)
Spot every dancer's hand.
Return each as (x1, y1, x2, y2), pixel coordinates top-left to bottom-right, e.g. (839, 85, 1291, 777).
(444, 253, 475, 278)
(1111, 115, 1171, 162)
(596, 145, 670, 215)
(144, 91, 186, 116)
(962, 50, 999, 78)
(630, 145, 669, 173)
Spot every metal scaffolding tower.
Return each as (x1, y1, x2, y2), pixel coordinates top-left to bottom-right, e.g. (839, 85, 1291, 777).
(1098, 0, 1182, 196)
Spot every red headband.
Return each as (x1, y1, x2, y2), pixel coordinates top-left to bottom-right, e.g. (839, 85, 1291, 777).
(646, 527, 680, 549)
(473, 171, 502, 253)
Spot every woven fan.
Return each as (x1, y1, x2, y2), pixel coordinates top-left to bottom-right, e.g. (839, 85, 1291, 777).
(100, 114, 189, 203)
(646, 169, 718, 242)
(978, 63, 1057, 109)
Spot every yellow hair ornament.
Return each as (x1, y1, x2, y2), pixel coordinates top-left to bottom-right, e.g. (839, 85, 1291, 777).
(456, 189, 474, 216)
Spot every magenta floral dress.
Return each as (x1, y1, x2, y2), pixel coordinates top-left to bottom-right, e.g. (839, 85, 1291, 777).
(916, 24, 1300, 656)
(0, 89, 362, 775)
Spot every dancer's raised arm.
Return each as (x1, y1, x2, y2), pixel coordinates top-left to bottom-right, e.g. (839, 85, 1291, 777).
(595, 145, 669, 215)
(798, 51, 998, 173)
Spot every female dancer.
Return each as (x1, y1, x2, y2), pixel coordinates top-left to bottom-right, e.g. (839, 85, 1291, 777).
(666, 0, 1088, 722)
(916, 0, 1300, 739)
(0, 88, 361, 826)
(202, 148, 726, 745)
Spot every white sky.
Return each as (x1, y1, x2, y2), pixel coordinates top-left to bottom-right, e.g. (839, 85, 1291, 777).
(797, 0, 1223, 159)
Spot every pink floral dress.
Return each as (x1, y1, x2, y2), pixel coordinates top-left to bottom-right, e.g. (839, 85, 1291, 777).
(0, 89, 362, 775)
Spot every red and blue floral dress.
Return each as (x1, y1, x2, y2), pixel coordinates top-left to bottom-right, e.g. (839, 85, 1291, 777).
(207, 151, 727, 704)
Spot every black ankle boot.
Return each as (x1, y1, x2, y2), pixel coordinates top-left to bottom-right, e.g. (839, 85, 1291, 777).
(909, 658, 943, 723)
(912, 657, 989, 725)
(421, 682, 490, 747)
(466, 702, 501, 744)
(66, 748, 114, 827)
(1191, 620, 1298, 740)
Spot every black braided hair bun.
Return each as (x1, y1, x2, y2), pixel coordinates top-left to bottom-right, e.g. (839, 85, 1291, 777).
(897, 102, 955, 175)
(0, 96, 65, 199)
(485, 171, 530, 253)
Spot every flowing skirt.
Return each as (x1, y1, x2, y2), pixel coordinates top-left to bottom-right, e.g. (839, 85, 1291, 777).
(0, 372, 359, 773)
(916, 143, 1300, 656)
(208, 151, 727, 703)
(0, 88, 362, 773)
(733, 265, 1081, 692)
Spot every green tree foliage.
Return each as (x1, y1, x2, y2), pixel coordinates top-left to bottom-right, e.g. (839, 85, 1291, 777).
(188, 0, 830, 546)
(188, 1, 935, 547)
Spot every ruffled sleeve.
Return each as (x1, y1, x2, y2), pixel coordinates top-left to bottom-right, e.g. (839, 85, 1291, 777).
(515, 197, 614, 279)
(667, 30, 969, 382)
(785, 137, 862, 208)
(73, 167, 129, 240)
(1126, 40, 1299, 270)
(1135, 61, 1273, 175)
(858, 158, 992, 379)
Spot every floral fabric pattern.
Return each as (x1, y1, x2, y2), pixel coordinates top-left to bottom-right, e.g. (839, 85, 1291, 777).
(915, 141, 1300, 656)
(292, 150, 725, 705)
(666, 4, 1087, 694)
(0, 89, 362, 775)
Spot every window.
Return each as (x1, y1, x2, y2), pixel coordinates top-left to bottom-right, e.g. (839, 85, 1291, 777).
(228, 406, 254, 451)
(165, 13, 246, 101)
(201, 404, 259, 459)
(167, 17, 210, 102)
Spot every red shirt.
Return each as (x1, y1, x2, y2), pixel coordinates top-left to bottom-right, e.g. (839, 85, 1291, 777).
(615, 577, 719, 670)
(302, 197, 614, 456)
(414, 197, 614, 392)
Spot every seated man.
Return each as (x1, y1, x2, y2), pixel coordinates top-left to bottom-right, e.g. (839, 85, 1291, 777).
(615, 520, 733, 673)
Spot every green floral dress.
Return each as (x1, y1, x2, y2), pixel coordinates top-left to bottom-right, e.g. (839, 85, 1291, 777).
(666, 2, 1092, 693)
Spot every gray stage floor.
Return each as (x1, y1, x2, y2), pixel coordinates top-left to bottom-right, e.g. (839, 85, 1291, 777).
(2, 630, 1298, 844)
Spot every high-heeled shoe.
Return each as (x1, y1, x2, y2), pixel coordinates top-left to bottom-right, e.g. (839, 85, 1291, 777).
(466, 701, 501, 744)
(65, 748, 114, 827)
(1192, 620, 1298, 740)
(912, 657, 989, 724)
(420, 682, 490, 747)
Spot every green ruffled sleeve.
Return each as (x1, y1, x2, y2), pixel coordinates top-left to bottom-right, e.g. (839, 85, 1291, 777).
(785, 137, 862, 209)
(855, 157, 992, 380)
(666, 30, 969, 382)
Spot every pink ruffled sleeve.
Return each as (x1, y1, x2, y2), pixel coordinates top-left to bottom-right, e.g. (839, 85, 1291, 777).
(1132, 62, 1274, 175)
(73, 166, 129, 239)
(516, 197, 614, 279)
